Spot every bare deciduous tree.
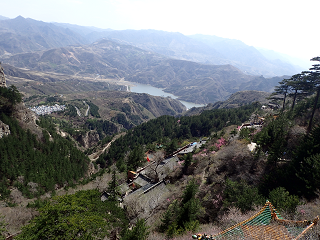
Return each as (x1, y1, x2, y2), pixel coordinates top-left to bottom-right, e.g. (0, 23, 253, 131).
(145, 151, 164, 183)
(124, 197, 144, 220)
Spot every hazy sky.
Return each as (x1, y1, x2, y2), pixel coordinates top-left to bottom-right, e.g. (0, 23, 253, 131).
(1, 0, 319, 63)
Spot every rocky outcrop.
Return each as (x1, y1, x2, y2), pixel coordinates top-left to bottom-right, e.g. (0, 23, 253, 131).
(13, 103, 43, 140)
(77, 131, 100, 149)
(87, 162, 99, 176)
(0, 63, 6, 87)
(0, 120, 10, 138)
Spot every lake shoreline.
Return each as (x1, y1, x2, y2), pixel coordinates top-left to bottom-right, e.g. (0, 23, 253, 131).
(117, 80, 206, 109)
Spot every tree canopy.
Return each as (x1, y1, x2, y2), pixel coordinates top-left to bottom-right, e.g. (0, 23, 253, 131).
(16, 190, 129, 240)
(0, 105, 89, 199)
(271, 56, 320, 132)
(97, 103, 260, 171)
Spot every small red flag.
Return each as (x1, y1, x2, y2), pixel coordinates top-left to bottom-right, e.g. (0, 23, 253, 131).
(147, 156, 150, 162)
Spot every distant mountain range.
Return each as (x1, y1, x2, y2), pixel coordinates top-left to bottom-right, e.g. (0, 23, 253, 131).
(2, 39, 285, 104)
(0, 15, 296, 104)
(0, 16, 304, 76)
(50, 22, 305, 76)
(84, 30, 301, 77)
(256, 47, 311, 70)
(0, 15, 9, 21)
(0, 16, 88, 55)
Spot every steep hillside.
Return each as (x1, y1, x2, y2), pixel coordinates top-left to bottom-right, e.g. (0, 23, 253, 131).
(58, 90, 186, 128)
(2, 40, 283, 104)
(2, 77, 320, 239)
(184, 90, 270, 116)
(212, 90, 270, 108)
(0, 16, 88, 55)
(0, 85, 90, 200)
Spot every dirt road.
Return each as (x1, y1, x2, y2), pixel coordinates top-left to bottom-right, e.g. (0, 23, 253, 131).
(88, 133, 125, 161)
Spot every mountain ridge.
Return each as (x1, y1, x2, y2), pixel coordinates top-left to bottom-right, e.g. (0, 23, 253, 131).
(0, 16, 302, 78)
(0, 16, 88, 55)
(2, 39, 285, 104)
(82, 29, 299, 77)
(0, 15, 10, 21)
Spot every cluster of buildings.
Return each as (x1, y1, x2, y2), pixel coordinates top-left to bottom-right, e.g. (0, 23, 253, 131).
(29, 104, 66, 115)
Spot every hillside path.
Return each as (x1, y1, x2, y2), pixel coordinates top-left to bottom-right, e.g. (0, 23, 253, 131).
(74, 106, 81, 117)
(88, 133, 125, 161)
(83, 101, 90, 116)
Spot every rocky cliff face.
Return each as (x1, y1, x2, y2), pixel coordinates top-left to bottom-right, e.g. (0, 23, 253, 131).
(77, 131, 100, 149)
(0, 63, 6, 87)
(13, 103, 43, 139)
(0, 120, 10, 138)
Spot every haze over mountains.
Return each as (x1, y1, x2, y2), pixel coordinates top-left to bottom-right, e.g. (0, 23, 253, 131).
(0, 15, 301, 104)
(2, 12, 320, 239)
(85, 29, 302, 77)
(3, 38, 286, 104)
(0, 16, 88, 55)
(52, 20, 305, 76)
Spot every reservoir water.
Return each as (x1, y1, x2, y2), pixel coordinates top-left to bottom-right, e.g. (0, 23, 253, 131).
(129, 82, 205, 109)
